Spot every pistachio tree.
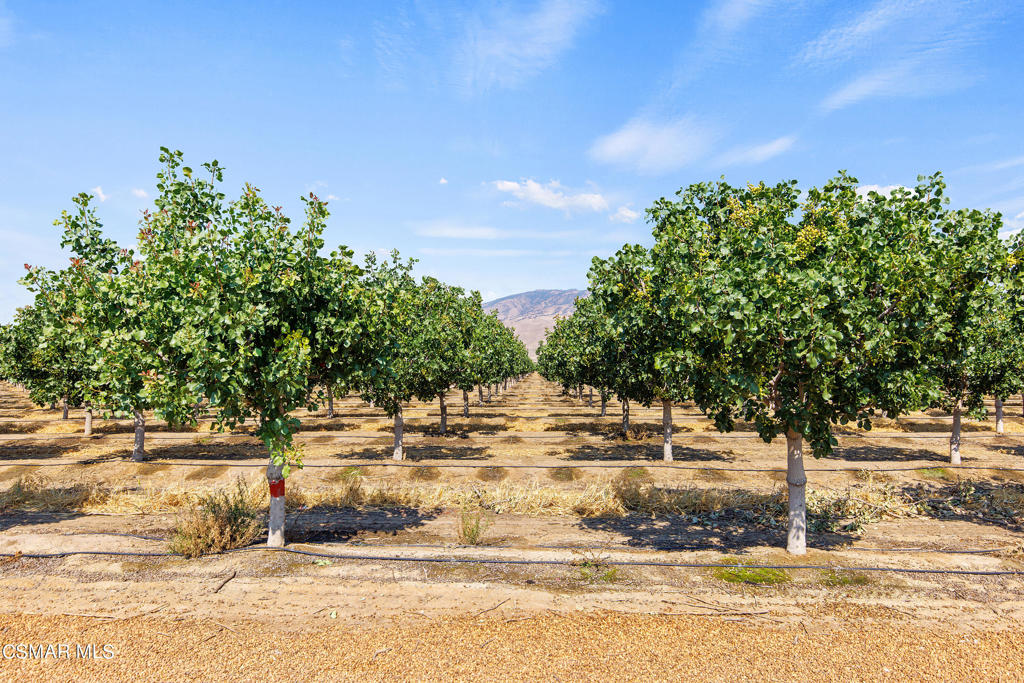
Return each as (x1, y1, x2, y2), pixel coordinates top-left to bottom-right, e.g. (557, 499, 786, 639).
(928, 207, 1022, 462)
(650, 174, 945, 554)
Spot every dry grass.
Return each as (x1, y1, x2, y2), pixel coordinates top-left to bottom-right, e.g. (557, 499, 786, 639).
(168, 479, 262, 558)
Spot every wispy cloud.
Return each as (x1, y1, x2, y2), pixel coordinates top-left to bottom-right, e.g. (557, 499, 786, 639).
(131, 188, 149, 199)
(590, 116, 717, 174)
(806, 1, 998, 112)
(670, 0, 780, 87)
(799, 1, 925, 66)
(439, 177, 448, 185)
(716, 135, 796, 166)
(456, 0, 602, 92)
(420, 246, 574, 258)
(413, 219, 582, 241)
(0, 1, 12, 48)
(91, 186, 108, 202)
(492, 179, 608, 213)
(819, 55, 968, 112)
(609, 206, 640, 223)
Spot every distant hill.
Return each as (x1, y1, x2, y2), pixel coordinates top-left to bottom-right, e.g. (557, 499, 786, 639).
(484, 289, 587, 359)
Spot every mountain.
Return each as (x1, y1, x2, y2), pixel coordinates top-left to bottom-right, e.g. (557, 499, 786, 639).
(484, 289, 587, 359)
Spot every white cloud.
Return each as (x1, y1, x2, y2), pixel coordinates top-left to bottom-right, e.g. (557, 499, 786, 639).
(91, 186, 108, 202)
(326, 194, 340, 201)
(856, 184, 905, 197)
(703, 0, 770, 34)
(456, 0, 601, 91)
(609, 206, 640, 223)
(1016, 210, 1024, 221)
(131, 188, 149, 199)
(716, 135, 796, 166)
(439, 177, 448, 185)
(984, 156, 1024, 172)
(590, 116, 716, 174)
(492, 179, 608, 213)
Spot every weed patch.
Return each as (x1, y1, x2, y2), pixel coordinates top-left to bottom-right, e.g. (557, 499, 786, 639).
(712, 557, 790, 586)
(168, 479, 262, 558)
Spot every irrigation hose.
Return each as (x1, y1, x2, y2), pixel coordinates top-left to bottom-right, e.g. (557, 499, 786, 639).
(10, 531, 1014, 556)
(0, 546, 1020, 576)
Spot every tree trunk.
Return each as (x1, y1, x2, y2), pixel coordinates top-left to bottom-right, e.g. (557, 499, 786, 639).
(662, 399, 673, 461)
(601, 394, 607, 417)
(266, 460, 286, 548)
(463, 389, 469, 418)
(61, 396, 69, 420)
(478, 385, 484, 406)
(132, 409, 146, 462)
(995, 397, 1004, 435)
(439, 393, 448, 435)
(487, 385, 492, 402)
(950, 401, 962, 464)
(588, 387, 593, 408)
(84, 407, 93, 436)
(393, 407, 404, 461)
(621, 399, 630, 437)
(577, 385, 583, 400)
(327, 384, 335, 419)
(786, 429, 807, 555)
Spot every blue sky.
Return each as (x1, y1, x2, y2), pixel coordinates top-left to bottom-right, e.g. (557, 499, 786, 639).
(1, 0, 1022, 320)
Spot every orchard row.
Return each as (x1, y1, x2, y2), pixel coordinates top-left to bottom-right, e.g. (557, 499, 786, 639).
(538, 172, 1024, 554)
(0, 149, 532, 545)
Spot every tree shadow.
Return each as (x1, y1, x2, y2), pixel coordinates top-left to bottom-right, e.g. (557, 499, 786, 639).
(827, 445, 946, 463)
(561, 442, 734, 462)
(286, 506, 439, 543)
(142, 440, 269, 462)
(0, 510, 93, 533)
(0, 439, 83, 460)
(578, 512, 853, 552)
(333, 445, 490, 461)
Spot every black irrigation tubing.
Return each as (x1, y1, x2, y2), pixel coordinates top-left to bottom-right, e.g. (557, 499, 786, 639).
(0, 546, 1020, 576)
(11, 531, 1012, 556)
(6, 461, 1024, 473)
(0, 432, 1017, 441)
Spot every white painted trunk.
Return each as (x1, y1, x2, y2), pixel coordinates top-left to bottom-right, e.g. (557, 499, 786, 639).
(132, 409, 145, 462)
(478, 385, 484, 406)
(393, 407, 404, 461)
(588, 387, 593, 408)
(463, 390, 469, 418)
(61, 396, 69, 420)
(266, 461, 286, 548)
(439, 393, 448, 435)
(327, 385, 334, 419)
(950, 402, 962, 464)
(786, 429, 807, 555)
(84, 407, 93, 436)
(662, 399, 673, 461)
(622, 399, 630, 436)
(995, 397, 1004, 435)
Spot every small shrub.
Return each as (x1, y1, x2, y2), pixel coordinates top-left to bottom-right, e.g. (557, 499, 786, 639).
(457, 508, 490, 545)
(169, 479, 262, 558)
(548, 466, 581, 483)
(476, 466, 508, 482)
(712, 557, 790, 586)
(571, 549, 619, 583)
(409, 466, 441, 482)
(917, 467, 955, 481)
(819, 569, 871, 587)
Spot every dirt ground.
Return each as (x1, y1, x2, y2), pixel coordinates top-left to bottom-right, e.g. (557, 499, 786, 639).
(1, 375, 1023, 681)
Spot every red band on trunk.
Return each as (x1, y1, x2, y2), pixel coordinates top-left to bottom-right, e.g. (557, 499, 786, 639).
(268, 479, 285, 498)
